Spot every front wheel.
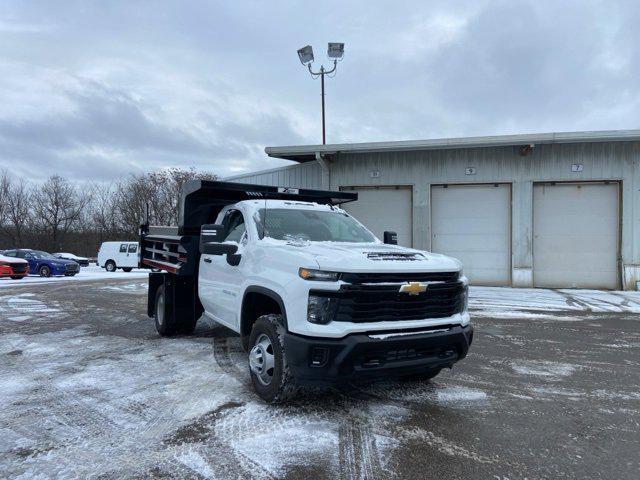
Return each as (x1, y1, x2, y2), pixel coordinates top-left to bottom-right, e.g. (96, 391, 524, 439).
(248, 315, 297, 404)
(39, 265, 51, 277)
(105, 260, 116, 272)
(122, 267, 132, 272)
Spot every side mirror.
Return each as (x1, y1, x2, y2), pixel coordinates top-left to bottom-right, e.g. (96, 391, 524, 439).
(200, 224, 224, 252)
(201, 242, 238, 256)
(383, 231, 398, 245)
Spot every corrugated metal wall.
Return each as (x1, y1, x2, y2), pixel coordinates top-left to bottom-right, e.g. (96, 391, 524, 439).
(226, 141, 640, 289)
(226, 161, 323, 189)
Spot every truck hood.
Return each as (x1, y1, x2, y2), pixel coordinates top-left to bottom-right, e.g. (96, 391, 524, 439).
(306, 242, 461, 273)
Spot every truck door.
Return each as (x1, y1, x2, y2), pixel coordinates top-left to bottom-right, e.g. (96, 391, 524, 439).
(126, 243, 138, 267)
(118, 243, 128, 266)
(199, 209, 246, 328)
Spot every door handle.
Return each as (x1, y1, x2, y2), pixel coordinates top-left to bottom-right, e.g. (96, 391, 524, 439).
(203, 257, 212, 263)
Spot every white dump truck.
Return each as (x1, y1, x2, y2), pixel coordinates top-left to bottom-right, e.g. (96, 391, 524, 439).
(140, 181, 473, 403)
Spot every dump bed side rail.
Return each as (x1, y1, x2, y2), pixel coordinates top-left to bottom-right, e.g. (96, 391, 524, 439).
(139, 228, 198, 276)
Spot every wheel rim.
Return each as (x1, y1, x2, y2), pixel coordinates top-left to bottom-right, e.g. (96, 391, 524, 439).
(249, 334, 275, 386)
(156, 293, 164, 326)
(107, 262, 114, 272)
(40, 267, 49, 277)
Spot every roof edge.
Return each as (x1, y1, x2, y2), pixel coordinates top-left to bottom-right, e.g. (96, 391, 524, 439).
(265, 129, 640, 161)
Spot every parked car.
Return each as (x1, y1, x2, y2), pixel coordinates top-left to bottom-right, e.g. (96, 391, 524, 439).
(54, 252, 90, 267)
(97, 241, 139, 272)
(0, 253, 29, 279)
(2, 249, 80, 277)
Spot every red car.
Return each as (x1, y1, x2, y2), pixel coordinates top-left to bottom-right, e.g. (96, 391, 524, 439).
(0, 253, 29, 279)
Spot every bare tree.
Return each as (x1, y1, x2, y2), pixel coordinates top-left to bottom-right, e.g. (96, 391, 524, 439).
(31, 175, 91, 251)
(1, 176, 32, 247)
(0, 168, 217, 253)
(0, 170, 9, 222)
(90, 182, 122, 239)
(113, 168, 217, 236)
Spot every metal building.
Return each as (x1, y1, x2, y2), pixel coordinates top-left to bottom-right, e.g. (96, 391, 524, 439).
(226, 130, 640, 290)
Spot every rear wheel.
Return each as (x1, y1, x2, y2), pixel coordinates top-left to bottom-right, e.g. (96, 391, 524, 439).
(105, 260, 116, 272)
(154, 285, 176, 336)
(10, 276, 23, 280)
(122, 267, 133, 272)
(248, 314, 296, 404)
(38, 265, 51, 277)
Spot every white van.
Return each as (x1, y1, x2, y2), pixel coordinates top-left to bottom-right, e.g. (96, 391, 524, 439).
(97, 241, 139, 272)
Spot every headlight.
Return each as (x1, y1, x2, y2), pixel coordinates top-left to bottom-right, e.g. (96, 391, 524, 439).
(299, 268, 340, 281)
(307, 294, 339, 324)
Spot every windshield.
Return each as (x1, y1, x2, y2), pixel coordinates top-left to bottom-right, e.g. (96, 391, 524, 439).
(31, 251, 56, 259)
(254, 208, 377, 243)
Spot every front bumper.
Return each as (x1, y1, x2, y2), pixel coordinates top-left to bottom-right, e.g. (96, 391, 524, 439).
(284, 324, 473, 386)
(0, 265, 29, 277)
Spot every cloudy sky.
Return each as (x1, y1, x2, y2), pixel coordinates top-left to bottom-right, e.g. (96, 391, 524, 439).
(1, 1, 638, 182)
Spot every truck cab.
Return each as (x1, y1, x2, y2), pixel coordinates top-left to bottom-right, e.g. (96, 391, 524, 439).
(141, 181, 473, 403)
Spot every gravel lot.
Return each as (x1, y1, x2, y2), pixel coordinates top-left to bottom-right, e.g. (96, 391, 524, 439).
(1, 277, 639, 479)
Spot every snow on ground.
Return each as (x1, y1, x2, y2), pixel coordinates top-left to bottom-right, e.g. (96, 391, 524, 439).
(470, 286, 640, 316)
(1, 280, 640, 478)
(0, 265, 148, 287)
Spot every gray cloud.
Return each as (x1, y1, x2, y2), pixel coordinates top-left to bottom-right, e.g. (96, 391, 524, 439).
(0, 0, 638, 182)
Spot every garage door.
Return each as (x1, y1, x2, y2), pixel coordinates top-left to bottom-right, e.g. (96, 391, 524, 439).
(431, 184, 511, 285)
(340, 186, 413, 247)
(533, 182, 619, 289)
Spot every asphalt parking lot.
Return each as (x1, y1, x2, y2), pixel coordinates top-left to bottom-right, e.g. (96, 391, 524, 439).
(1, 278, 639, 479)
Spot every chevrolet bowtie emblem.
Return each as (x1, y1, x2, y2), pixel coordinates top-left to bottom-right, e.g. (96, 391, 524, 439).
(399, 282, 427, 295)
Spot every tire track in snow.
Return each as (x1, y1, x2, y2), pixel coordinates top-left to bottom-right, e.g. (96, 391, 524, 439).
(163, 402, 277, 480)
(333, 391, 386, 480)
(213, 334, 252, 389)
(338, 418, 384, 480)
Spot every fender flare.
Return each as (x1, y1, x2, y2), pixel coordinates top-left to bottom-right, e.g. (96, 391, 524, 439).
(241, 286, 288, 331)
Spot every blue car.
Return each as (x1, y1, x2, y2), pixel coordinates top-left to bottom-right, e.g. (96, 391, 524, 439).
(2, 249, 80, 277)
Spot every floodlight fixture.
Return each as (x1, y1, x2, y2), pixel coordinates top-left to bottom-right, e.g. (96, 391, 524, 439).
(297, 45, 314, 65)
(327, 42, 344, 59)
(297, 42, 345, 145)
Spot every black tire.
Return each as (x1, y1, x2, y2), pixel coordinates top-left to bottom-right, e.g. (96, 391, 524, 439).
(39, 265, 51, 277)
(248, 314, 297, 404)
(177, 317, 198, 335)
(122, 267, 133, 272)
(154, 285, 177, 336)
(105, 260, 116, 272)
(10, 276, 23, 280)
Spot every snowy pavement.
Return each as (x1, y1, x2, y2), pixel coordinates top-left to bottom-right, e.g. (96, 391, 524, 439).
(0, 265, 149, 287)
(1, 279, 639, 479)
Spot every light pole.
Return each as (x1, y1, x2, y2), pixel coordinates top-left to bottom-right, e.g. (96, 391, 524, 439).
(297, 43, 345, 145)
